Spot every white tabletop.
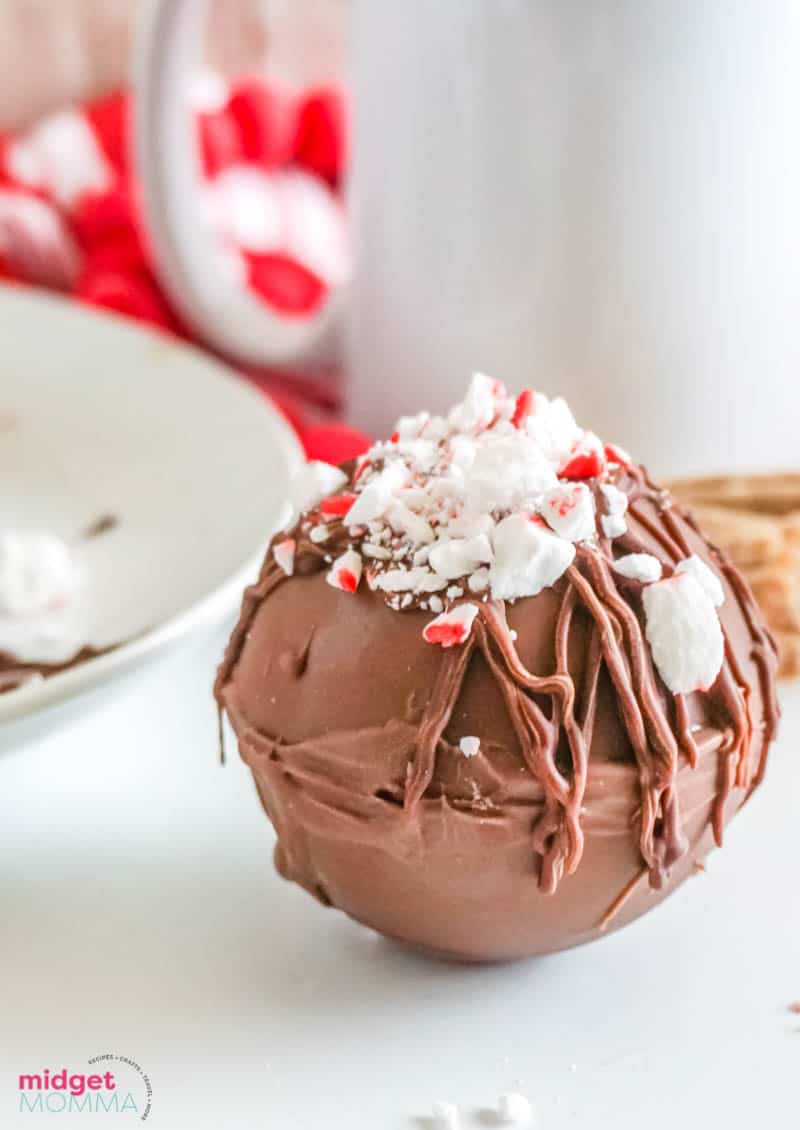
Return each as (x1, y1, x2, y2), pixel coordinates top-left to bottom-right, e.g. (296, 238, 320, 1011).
(1, 625, 798, 1129)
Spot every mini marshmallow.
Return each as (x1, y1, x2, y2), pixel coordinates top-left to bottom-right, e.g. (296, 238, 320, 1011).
(490, 514, 575, 601)
(497, 1093, 533, 1125)
(0, 531, 80, 616)
(541, 483, 596, 542)
(272, 538, 296, 576)
(642, 573, 724, 693)
(675, 554, 725, 608)
(289, 461, 347, 515)
(459, 736, 481, 757)
(431, 1100, 460, 1130)
(326, 550, 362, 594)
(423, 603, 479, 647)
(600, 483, 629, 539)
(612, 553, 662, 584)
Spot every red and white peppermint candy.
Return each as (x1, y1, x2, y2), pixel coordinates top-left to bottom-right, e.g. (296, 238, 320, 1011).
(541, 483, 596, 542)
(604, 442, 633, 470)
(273, 538, 296, 576)
(326, 550, 362, 594)
(489, 514, 575, 601)
(289, 461, 347, 515)
(559, 432, 606, 481)
(319, 492, 357, 517)
(423, 603, 479, 647)
(642, 572, 723, 693)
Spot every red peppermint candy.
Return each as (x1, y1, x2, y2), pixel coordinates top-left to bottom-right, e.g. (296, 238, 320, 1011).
(604, 442, 633, 470)
(559, 434, 606, 481)
(303, 425, 371, 466)
(319, 493, 357, 517)
(326, 550, 362, 594)
(510, 388, 534, 429)
(422, 603, 479, 648)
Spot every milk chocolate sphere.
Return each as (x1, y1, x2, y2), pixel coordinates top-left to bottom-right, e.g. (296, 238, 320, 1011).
(216, 377, 778, 962)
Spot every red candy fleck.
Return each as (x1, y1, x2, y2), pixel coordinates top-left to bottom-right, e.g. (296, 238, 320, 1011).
(559, 445, 605, 481)
(337, 568, 358, 594)
(526, 514, 547, 528)
(319, 493, 357, 516)
(511, 388, 534, 429)
(423, 621, 468, 647)
(303, 425, 371, 466)
(390, 432, 400, 444)
(604, 443, 633, 470)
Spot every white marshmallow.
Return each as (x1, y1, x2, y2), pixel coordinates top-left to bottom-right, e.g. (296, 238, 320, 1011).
(642, 573, 724, 693)
(675, 554, 725, 608)
(612, 553, 662, 584)
(600, 482, 629, 539)
(0, 531, 80, 616)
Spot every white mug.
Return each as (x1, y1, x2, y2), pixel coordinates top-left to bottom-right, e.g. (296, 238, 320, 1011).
(135, 1, 800, 478)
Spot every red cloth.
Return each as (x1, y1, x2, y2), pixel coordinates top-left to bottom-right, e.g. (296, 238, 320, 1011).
(0, 80, 370, 466)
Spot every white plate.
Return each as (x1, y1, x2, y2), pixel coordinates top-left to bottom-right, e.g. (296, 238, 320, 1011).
(0, 286, 303, 728)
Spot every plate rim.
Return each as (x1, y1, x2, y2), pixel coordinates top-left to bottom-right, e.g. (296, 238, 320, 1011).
(0, 286, 306, 725)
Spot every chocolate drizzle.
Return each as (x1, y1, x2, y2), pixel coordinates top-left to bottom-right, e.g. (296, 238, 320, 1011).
(215, 464, 780, 905)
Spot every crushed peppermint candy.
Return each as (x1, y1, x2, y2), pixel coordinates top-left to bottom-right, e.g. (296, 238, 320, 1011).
(541, 482, 596, 542)
(459, 735, 481, 758)
(431, 1100, 460, 1130)
(289, 461, 347, 516)
(423, 603, 479, 647)
(612, 553, 662, 584)
(281, 377, 731, 688)
(291, 375, 638, 612)
(490, 514, 575, 601)
(497, 1092, 534, 1124)
(326, 550, 362, 594)
(272, 538, 296, 576)
(642, 573, 724, 693)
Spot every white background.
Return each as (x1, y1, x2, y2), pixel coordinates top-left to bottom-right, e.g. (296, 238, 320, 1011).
(1, 624, 798, 1129)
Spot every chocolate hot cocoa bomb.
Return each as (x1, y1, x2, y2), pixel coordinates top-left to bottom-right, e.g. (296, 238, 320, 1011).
(216, 377, 779, 962)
